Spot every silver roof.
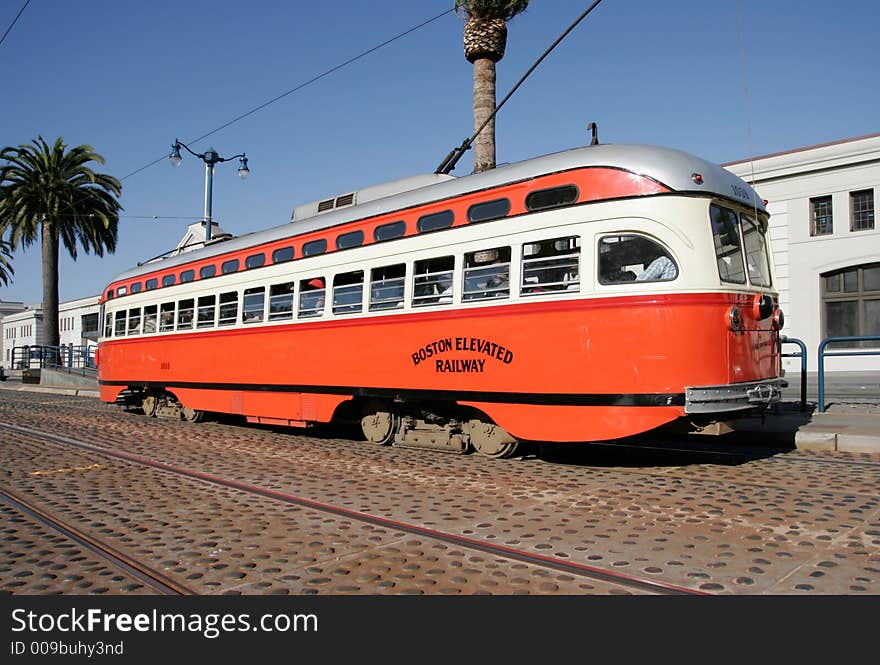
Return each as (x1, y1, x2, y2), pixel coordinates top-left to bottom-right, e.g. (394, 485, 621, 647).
(111, 143, 766, 283)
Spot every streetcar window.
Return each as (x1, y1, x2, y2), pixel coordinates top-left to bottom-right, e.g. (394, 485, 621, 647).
(180, 270, 195, 283)
(218, 292, 238, 326)
(299, 277, 326, 318)
(463, 247, 511, 301)
(374, 220, 406, 242)
(333, 271, 364, 315)
(521, 236, 581, 295)
(199, 265, 217, 279)
(417, 210, 454, 233)
(103, 313, 112, 337)
(221, 259, 240, 275)
(114, 310, 126, 336)
(162, 274, 176, 287)
(143, 305, 158, 334)
(177, 299, 195, 330)
(302, 239, 327, 257)
(146, 278, 158, 290)
(106, 289, 114, 300)
(269, 282, 295, 321)
(598, 235, 678, 284)
(336, 230, 364, 250)
(272, 246, 294, 264)
(370, 264, 405, 311)
(245, 253, 265, 270)
(127, 308, 142, 335)
(117, 286, 128, 296)
(710, 204, 746, 284)
(468, 198, 511, 223)
(525, 185, 579, 212)
(131, 282, 142, 294)
(197, 296, 216, 328)
(159, 302, 175, 332)
(243, 287, 266, 324)
(413, 256, 454, 307)
(742, 213, 772, 287)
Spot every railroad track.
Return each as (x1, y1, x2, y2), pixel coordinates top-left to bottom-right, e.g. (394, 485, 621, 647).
(0, 421, 704, 596)
(0, 486, 193, 595)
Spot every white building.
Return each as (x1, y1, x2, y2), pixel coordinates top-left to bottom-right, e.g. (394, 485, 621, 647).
(0, 300, 25, 319)
(0, 296, 99, 369)
(724, 133, 880, 371)
(1, 305, 41, 369)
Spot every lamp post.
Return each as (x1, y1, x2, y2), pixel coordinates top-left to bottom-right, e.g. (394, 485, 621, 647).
(169, 139, 249, 243)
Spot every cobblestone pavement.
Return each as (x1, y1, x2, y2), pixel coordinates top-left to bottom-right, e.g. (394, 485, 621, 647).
(1, 388, 878, 595)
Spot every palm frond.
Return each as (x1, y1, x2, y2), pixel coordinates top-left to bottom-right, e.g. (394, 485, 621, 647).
(454, 0, 529, 21)
(0, 237, 13, 286)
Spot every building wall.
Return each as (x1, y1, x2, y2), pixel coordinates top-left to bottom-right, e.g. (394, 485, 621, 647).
(1, 307, 42, 369)
(58, 296, 100, 347)
(725, 134, 880, 371)
(1, 296, 99, 369)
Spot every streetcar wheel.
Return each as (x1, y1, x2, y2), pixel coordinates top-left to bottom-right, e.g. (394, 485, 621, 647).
(142, 395, 158, 418)
(361, 404, 398, 445)
(468, 419, 519, 458)
(181, 406, 205, 423)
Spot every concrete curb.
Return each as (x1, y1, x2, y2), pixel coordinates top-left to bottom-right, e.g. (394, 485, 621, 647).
(794, 429, 837, 451)
(0, 383, 100, 399)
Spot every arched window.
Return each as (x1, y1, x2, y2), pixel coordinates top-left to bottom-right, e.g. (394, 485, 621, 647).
(598, 234, 678, 284)
(822, 262, 880, 347)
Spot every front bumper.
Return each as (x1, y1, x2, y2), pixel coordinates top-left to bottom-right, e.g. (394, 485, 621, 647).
(685, 378, 787, 414)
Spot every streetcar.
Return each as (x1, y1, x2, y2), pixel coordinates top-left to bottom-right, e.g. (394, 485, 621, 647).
(97, 142, 785, 457)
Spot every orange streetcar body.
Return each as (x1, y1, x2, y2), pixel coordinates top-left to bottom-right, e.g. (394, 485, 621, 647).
(98, 144, 785, 455)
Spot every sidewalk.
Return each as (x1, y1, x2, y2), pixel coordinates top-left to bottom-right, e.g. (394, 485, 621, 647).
(733, 371, 880, 453)
(0, 371, 99, 399)
(733, 405, 880, 453)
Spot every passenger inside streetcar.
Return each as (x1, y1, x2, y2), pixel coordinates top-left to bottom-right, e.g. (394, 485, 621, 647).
(599, 234, 677, 284)
(636, 254, 677, 281)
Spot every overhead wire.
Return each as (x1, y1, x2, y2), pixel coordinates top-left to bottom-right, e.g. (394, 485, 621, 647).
(120, 7, 455, 182)
(0, 0, 31, 48)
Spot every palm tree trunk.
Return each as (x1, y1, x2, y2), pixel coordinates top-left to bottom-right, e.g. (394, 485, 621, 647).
(472, 56, 496, 173)
(41, 219, 60, 348)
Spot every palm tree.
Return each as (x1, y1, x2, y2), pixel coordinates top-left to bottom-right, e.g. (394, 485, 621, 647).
(0, 137, 122, 348)
(455, 0, 529, 173)
(0, 237, 13, 286)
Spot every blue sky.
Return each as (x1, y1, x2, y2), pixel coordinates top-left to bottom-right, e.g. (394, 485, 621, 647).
(1, 0, 878, 305)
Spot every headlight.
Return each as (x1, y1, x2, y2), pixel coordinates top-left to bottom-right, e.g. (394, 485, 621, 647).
(728, 305, 743, 332)
(772, 308, 785, 330)
(752, 293, 773, 320)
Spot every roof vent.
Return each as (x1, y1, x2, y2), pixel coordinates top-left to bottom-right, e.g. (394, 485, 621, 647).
(315, 192, 356, 214)
(335, 192, 355, 207)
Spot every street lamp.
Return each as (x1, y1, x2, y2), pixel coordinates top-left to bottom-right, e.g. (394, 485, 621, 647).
(169, 139, 249, 243)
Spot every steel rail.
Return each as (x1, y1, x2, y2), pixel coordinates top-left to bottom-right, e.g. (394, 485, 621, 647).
(0, 421, 706, 596)
(0, 486, 193, 595)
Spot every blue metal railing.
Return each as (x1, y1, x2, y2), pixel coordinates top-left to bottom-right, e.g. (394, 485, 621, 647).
(780, 335, 807, 411)
(817, 335, 880, 412)
(10, 345, 96, 375)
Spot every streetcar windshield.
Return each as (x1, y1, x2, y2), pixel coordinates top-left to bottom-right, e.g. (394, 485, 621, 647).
(710, 204, 746, 284)
(741, 213, 772, 287)
(710, 204, 772, 288)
